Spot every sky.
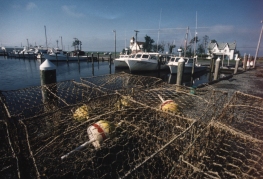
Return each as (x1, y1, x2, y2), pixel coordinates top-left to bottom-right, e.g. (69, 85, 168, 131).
(1, 0, 263, 56)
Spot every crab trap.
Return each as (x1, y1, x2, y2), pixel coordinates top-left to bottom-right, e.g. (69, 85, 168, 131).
(169, 121, 263, 178)
(80, 72, 163, 92)
(0, 120, 20, 179)
(0, 72, 263, 178)
(0, 80, 107, 119)
(16, 105, 197, 179)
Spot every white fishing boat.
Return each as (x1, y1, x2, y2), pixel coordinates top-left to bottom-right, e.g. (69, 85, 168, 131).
(13, 47, 38, 58)
(41, 48, 89, 61)
(167, 56, 207, 74)
(124, 52, 169, 72)
(114, 54, 133, 68)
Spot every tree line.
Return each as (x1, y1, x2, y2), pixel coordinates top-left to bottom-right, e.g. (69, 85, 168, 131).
(124, 34, 240, 57)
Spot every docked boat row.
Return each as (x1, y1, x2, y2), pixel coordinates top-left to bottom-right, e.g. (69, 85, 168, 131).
(113, 52, 207, 74)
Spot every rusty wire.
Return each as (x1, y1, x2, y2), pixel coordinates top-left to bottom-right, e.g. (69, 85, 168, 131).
(0, 72, 262, 178)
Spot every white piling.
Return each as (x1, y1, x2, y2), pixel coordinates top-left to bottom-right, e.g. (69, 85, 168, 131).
(214, 57, 221, 81)
(176, 57, 185, 85)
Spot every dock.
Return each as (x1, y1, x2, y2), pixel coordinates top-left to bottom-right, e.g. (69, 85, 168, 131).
(0, 62, 263, 178)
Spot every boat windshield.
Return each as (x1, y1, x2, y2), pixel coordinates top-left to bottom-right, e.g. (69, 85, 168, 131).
(175, 58, 181, 62)
(170, 57, 175, 62)
(135, 54, 142, 58)
(142, 55, 149, 58)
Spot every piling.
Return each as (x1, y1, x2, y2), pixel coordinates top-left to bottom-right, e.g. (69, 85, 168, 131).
(39, 59, 58, 125)
(176, 57, 185, 85)
(92, 53, 94, 65)
(191, 57, 195, 75)
(157, 55, 161, 78)
(234, 58, 240, 74)
(214, 57, 221, 80)
(40, 59, 57, 85)
(66, 52, 69, 63)
(210, 57, 215, 73)
(97, 52, 100, 64)
(78, 52, 80, 63)
(243, 55, 248, 71)
(109, 54, 112, 74)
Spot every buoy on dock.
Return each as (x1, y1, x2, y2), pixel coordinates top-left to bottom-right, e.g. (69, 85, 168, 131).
(73, 105, 89, 121)
(158, 94, 179, 113)
(61, 120, 117, 160)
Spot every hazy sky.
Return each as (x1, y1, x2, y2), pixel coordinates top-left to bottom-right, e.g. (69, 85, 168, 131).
(1, 0, 263, 56)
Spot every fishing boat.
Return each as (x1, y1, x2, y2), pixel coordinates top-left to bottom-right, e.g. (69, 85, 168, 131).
(41, 48, 89, 61)
(167, 56, 207, 74)
(124, 52, 169, 72)
(113, 54, 134, 68)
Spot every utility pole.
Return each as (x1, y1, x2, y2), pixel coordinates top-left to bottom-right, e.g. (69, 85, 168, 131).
(134, 30, 139, 53)
(253, 20, 263, 68)
(113, 30, 116, 59)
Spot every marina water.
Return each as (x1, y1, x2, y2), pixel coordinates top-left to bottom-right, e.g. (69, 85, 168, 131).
(0, 56, 212, 91)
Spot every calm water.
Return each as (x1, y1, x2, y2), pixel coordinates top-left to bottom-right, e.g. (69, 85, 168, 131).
(0, 56, 212, 91)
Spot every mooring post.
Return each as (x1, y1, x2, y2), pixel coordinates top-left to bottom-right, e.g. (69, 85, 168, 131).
(191, 56, 196, 75)
(214, 57, 221, 80)
(157, 55, 161, 78)
(234, 58, 240, 74)
(92, 53, 94, 65)
(210, 57, 215, 73)
(77, 52, 80, 63)
(40, 59, 57, 85)
(97, 52, 99, 64)
(109, 54, 112, 74)
(66, 52, 69, 63)
(39, 59, 58, 119)
(177, 57, 185, 85)
(243, 54, 248, 71)
(247, 54, 251, 70)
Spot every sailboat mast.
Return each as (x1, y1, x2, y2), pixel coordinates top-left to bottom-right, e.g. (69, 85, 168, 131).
(194, 11, 197, 57)
(184, 26, 189, 57)
(157, 8, 162, 52)
(44, 26, 48, 48)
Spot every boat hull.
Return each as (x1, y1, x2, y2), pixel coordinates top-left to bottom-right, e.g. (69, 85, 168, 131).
(125, 59, 168, 72)
(114, 59, 128, 68)
(168, 65, 207, 74)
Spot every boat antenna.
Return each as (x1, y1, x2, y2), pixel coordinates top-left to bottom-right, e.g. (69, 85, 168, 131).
(194, 11, 197, 57)
(157, 8, 162, 52)
(44, 26, 48, 48)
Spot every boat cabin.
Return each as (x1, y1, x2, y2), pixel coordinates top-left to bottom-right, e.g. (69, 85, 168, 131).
(169, 57, 196, 64)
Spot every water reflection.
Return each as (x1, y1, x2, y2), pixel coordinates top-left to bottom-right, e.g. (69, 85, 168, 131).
(0, 56, 217, 91)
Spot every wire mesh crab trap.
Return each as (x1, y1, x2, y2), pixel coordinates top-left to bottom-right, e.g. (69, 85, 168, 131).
(80, 72, 163, 92)
(16, 105, 197, 179)
(169, 121, 263, 178)
(0, 120, 20, 179)
(217, 91, 263, 141)
(0, 80, 107, 119)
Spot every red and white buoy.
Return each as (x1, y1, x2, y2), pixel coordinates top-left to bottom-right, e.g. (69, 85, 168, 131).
(61, 120, 116, 160)
(158, 94, 179, 113)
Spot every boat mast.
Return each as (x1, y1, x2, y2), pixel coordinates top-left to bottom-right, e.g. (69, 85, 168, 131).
(184, 26, 189, 57)
(194, 11, 197, 57)
(44, 26, 48, 48)
(157, 8, 162, 52)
